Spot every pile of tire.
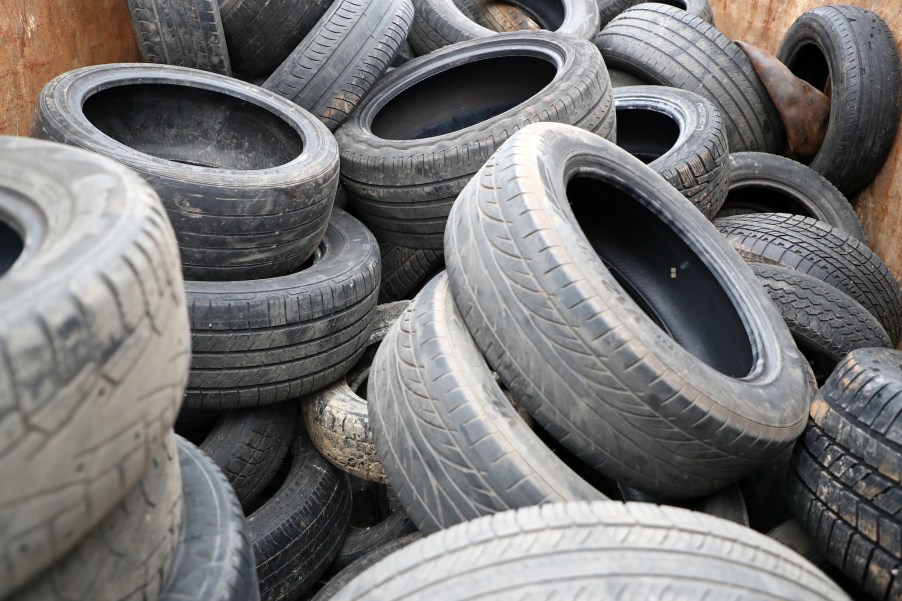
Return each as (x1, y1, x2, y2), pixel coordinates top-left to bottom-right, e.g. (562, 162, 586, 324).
(2, 0, 901, 599)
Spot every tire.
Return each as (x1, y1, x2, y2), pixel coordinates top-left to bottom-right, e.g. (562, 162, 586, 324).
(715, 213, 902, 346)
(313, 534, 422, 601)
(329, 502, 848, 600)
(184, 209, 380, 410)
(767, 520, 829, 571)
(715, 152, 866, 242)
(597, 4, 783, 153)
(408, 0, 599, 55)
(303, 303, 406, 483)
(0, 137, 190, 596)
(16, 433, 182, 601)
(199, 402, 297, 510)
(597, 0, 714, 28)
(248, 423, 352, 601)
(608, 68, 647, 88)
(263, 0, 415, 132)
(618, 483, 749, 526)
(750, 263, 891, 381)
(32, 64, 339, 281)
(614, 85, 729, 218)
(445, 123, 809, 499)
(378, 242, 444, 302)
(219, 0, 332, 76)
(478, 1, 542, 31)
(160, 436, 259, 601)
(776, 5, 902, 196)
(126, 0, 231, 75)
(332, 485, 417, 570)
(336, 32, 616, 249)
(372, 272, 608, 534)
(788, 348, 902, 600)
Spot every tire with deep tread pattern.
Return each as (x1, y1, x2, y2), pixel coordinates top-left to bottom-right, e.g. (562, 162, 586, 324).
(264, 0, 415, 131)
(378, 243, 444, 303)
(788, 347, 902, 601)
(597, 0, 714, 29)
(445, 123, 809, 498)
(160, 436, 259, 601)
(0, 137, 190, 597)
(336, 32, 616, 249)
(715, 213, 902, 346)
(777, 5, 902, 196)
(126, 0, 231, 75)
(199, 402, 296, 510)
(184, 209, 380, 410)
(329, 502, 848, 600)
(597, 4, 782, 153)
(614, 85, 729, 218)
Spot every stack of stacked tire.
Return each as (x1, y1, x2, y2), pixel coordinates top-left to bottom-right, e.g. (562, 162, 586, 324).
(0, 136, 256, 601)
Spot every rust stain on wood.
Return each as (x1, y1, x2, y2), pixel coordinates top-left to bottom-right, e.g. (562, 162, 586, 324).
(0, 0, 140, 137)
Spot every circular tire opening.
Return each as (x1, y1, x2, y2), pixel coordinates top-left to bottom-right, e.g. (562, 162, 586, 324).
(718, 186, 814, 219)
(82, 84, 304, 170)
(615, 106, 681, 164)
(502, 1, 564, 30)
(786, 43, 831, 94)
(652, 0, 689, 10)
(370, 55, 557, 140)
(0, 208, 24, 279)
(567, 176, 754, 378)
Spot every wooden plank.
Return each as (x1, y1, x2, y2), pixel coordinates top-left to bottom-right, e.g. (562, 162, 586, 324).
(0, 0, 140, 137)
(708, 0, 902, 281)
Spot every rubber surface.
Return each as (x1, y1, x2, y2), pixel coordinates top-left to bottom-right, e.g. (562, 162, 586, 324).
(597, 0, 714, 28)
(378, 242, 444, 303)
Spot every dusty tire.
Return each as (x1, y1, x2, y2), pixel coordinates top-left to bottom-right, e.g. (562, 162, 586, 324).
(446, 123, 809, 498)
(330, 502, 848, 600)
(332, 484, 417, 571)
(184, 209, 380, 410)
(597, 4, 782, 153)
(715, 152, 866, 242)
(788, 348, 902, 600)
(618, 482, 749, 526)
(597, 0, 714, 29)
(777, 5, 902, 196)
(313, 534, 422, 601)
(337, 32, 616, 249)
(32, 63, 339, 281)
(408, 0, 599, 55)
(160, 436, 260, 601)
(614, 85, 729, 218)
(0, 137, 190, 596)
(126, 0, 231, 75)
(715, 213, 902, 346)
(16, 433, 182, 601)
(263, 0, 415, 131)
(378, 243, 444, 303)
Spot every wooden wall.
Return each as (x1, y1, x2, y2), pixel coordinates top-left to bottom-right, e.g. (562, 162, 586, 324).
(708, 0, 902, 278)
(0, 1, 140, 137)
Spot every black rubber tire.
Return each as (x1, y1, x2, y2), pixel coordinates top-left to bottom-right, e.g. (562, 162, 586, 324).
(184, 209, 380, 409)
(337, 32, 616, 249)
(767, 520, 829, 572)
(263, 0, 415, 132)
(160, 436, 260, 601)
(715, 213, 902, 346)
(750, 263, 892, 382)
(32, 63, 339, 281)
(248, 424, 352, 601)
(614, 85, 729, 218)
(332, 488, 417, 571)
(776, 5, 902, 196)
(126, 0, 231, 75)
(597, 4, 783, 153)
(0, 137, 190, 596)
(16, 433, 182, 601)
(788, 348, 902, 600)
(313, 534, 423, 601)
(199, 402, 297, 510)
(371, 273, 607, 534)
(715, 152, 866, 242)
(597, 0, 714, 29)
(329, 502, 848, 600)
(408, 0, 599, 55)
(446, 123, 810, 499)
(618, 482, 749, 526)
(219, 0, 332, 76)
(378, 242, 444, 303)
(608, 68, 648, 88)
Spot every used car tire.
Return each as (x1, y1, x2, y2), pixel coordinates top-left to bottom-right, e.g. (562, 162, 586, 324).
(378, 243, 444, 303)
(597, 0, 714, 29)
(446, 123, 809, 498)
(32, 63, 339, 281)
(0, 137, 190, 596)
(313, 534, 422, 601)
(332, 483, 417, 571)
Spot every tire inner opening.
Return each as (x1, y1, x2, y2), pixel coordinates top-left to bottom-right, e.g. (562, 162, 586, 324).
(787, 43, 830, 94)
(652, 0, 689, 10)
(477, 2, 542, 31)
(83, 84, 304, 170)
(370, 55, 556, 140)
(567, 176, 754, 378)
(349, 482, 391, 528)
(501, 1, 564, 30)
(717, 186, 815, 219)
(615, 106, 681, 164)
(0, 215, 23, 279)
